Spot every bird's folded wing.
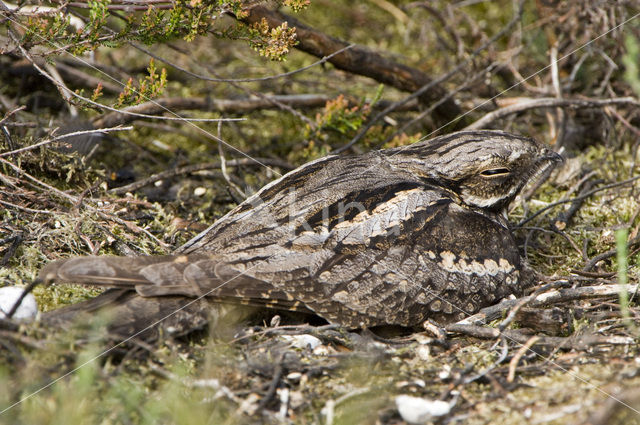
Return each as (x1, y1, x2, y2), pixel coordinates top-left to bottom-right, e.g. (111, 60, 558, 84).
(37, 253, 316, 314)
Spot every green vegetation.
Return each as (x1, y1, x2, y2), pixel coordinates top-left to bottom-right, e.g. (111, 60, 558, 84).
(1, 1, 640, 424)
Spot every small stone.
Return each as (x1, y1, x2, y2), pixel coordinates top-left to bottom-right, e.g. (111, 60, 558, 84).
(395, 395, 451, 424)
(312, 345, 331, 356)
(239, 393, 260, 416)
(438, 365, 451, 380)
(270, 315, 281, 327)
(281, 334, 322, 350)
(194, 187, 207, 197)
(0, 286, 38, 320)
(151, 139, 170, 150)
(288, 390, 305, 409)
(416, 345, 430, 361)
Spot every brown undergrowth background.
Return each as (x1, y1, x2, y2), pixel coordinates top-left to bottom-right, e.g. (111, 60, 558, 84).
(1, 1, 640, 423)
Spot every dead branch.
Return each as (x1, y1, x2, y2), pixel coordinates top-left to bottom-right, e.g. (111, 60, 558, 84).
(445, 324, 635, 350)
(0, 126, 132, 157)
(241, 5, 462, 124)
(0, 329, 45, 350)
(337, 0, 525, 153)
(92, 94, 333, 128)
(507, 336, 539, 383)
(136, 41, 355, 84)
(583, 234, 640, 272)
(8, 31, 232, 125)
(517, 174, 640, 227)
(0, 156, 168, 247)
(465, 97, 640, 130)
(107, 157, 294, 195)
(458, 283, 640, 326)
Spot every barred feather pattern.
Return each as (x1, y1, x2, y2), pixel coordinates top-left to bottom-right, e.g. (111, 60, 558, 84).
(39, 130, 562, 335)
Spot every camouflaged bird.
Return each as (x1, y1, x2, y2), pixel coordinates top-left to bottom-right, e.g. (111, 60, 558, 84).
(38, 130, 562, 339)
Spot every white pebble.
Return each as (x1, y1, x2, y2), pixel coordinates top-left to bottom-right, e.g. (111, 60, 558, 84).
(416, 345, 431, 361)
(395, 395, 451, 424)
(438, 365, 451, 380)
(280, 334, 322, 350)
(194, 187, 207, 197)
(0, 286, 38, 320)
(286, 372, 302, 382)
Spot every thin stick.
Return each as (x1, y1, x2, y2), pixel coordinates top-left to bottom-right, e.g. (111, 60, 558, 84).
(465, 97, 640, 130)
(0, 126, 133, 157)
(507, 336, 539, 383)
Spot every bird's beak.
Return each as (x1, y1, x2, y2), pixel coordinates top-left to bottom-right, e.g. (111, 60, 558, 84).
(541, 148, 564, 163)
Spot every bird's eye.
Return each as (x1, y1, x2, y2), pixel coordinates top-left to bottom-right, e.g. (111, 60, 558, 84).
(480, 168, 510, 177)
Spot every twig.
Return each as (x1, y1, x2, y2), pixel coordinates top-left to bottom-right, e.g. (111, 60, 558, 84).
(0, 126, 132, 157)
(93, 95, 329, 128)
(463, 336, 509, 384)
(242, 5, 462, 125)
(517, 175, 640, 227)
(381, 61, 498, 146)
(217, 121, 246, 200)
(497, 282, 568, 332)
(465, 97, 640, 130)
(148, 363, 241, 403)
(551, 177, 602, 231)
(132, 41, 356, 83)
(506, 336, 539, 383)
(570, 269, 616, 279)
(107, 157, 293, 195)
(445, 324, 635, 350)
(0, 199, 54, 215)
(0, 106, 26, 127)
(257, 353, 285, 411)
(0, 156, 168, 248)
(8, 31, 238, 124)
(335, 0, 526, 153)
(404, 2, 463, 57)
(54, 60, 122, 94)
(458, 282, 640, 326)
(5, 280, 38, 319)
(43, 62, 78, 116)
(0, 329, 45, 350)
(583, 234, 640, 272)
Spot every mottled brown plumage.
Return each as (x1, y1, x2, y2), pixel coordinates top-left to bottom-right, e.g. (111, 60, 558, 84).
(39, 130, 562, 339)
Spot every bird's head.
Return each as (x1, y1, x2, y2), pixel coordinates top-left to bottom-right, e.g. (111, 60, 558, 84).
(385, 130, 563, 213)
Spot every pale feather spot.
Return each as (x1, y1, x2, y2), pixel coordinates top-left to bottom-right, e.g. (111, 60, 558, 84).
(416, 293, 428, 303)
(457, 258, 468, 271)
(430, 300, 442, 312)
(332, 291, 350, 303)
(468, 260, 483, 272)
(384, 272, 398, 283)
(439, 251, 456, 269)
(397, 280, 409, 292)
(499, 258, 514, 272)
(318, 271, 332, 283)
(483, 259, 499, 274)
